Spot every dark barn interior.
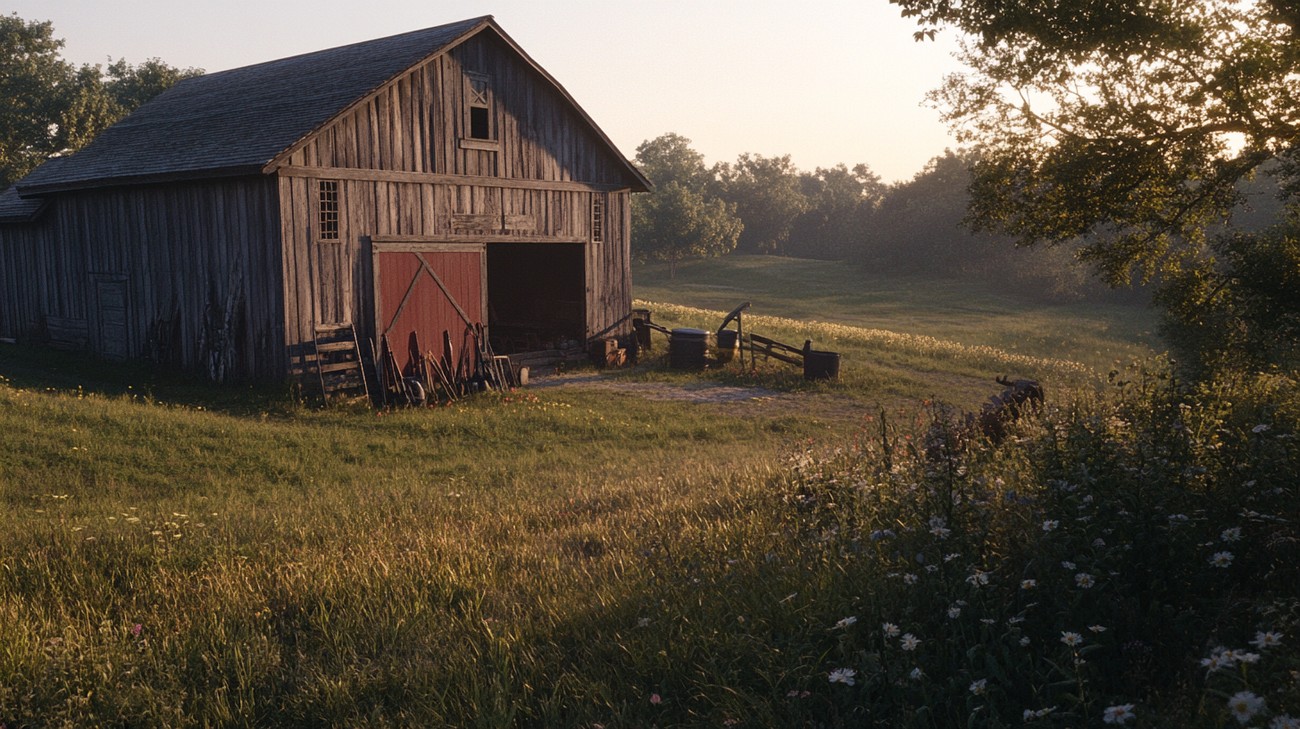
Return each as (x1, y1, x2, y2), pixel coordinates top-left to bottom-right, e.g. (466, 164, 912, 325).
(487, 243, 585, 354)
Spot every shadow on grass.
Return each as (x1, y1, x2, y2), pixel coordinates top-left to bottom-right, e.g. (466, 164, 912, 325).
(0, 343, 305, 417)
(597, 348, 824, 389)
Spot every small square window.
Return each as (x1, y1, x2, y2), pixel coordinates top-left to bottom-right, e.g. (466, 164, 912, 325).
(470, 106, 490, 140)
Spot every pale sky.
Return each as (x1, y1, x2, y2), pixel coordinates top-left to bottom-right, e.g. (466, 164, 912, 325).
(7, 0, 965, 183)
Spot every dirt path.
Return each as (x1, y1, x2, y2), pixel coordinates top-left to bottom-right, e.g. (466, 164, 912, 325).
(529, 371, 881, 422)
(529, 372, 788, 404)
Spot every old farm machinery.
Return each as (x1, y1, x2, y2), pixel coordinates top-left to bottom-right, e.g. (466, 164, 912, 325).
(632, 302, 841, 380)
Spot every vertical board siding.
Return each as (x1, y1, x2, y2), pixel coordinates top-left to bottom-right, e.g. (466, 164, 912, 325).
(0, 221, 53, 339)
(1, 25, 641, 383)
(0, 178, 285, 380)
(279, 175, 634, 354)
(290, 34, 632, 186)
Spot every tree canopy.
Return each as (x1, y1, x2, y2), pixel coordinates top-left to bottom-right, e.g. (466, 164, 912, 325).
(630, 134, 743, 277)
(787, 163, 885, 260)
(630, 134, 889, 272)
(715, 154, 809, 255)
(891, 0, 1300, 373)
(0, 12, 201, 189)
(0, 14, 72, 188)
(892, 0, 1299, 284)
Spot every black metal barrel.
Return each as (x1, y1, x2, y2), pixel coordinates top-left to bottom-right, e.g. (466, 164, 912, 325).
(715, 329, 739, 363)
(669, 328, 709, 370)
(803, 349, 841, 380)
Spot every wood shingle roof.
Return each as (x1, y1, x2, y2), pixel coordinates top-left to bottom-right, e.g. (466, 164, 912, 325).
(16, 17, 491, 194)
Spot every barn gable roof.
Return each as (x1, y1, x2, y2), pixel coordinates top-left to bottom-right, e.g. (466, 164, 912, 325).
(15, 16, 648, 195)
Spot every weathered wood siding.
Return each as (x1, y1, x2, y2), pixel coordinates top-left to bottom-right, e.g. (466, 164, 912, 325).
(0, 178, 285, 380)
(277, 31, 636, 354)
(283, 33, 632, 183)
(0, 220, 54, 343)
(278, 177, 631, 352)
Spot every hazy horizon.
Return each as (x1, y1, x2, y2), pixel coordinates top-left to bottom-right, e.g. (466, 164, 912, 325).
(6, 0, 965, 183)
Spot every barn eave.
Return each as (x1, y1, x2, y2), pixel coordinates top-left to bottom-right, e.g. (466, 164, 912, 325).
(14, 164, 269, 196)
(0, 188, 50, 224)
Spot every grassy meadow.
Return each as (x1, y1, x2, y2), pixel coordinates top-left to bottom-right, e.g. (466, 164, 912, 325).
(633, 256, 1159, 374)
(2, 260, 1297, 728)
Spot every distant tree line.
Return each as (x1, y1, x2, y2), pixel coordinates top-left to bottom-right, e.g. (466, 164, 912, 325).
(0, 12, 201, 190)
(630, 134, 1152, 303)
(631, 133, 885, 268)
(642, 0, 1300, 376)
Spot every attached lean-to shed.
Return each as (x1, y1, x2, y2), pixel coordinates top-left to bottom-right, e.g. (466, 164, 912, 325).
(0, 16, 650, 383)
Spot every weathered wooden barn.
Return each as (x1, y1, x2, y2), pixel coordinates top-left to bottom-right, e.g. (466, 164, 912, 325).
(0, 16, 649, 384)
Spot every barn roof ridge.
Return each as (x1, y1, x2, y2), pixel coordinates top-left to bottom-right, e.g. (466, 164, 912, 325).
(200, 16, 495, 82)
(14, 15, 648, 196)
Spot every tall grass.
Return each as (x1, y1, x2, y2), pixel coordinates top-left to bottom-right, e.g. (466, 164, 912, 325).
(0, 310, 1293, 726)
(0, 350, 845, 727)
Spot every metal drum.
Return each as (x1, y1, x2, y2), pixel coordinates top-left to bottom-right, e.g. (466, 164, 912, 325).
(803, 349, 841, 380)
(669, 328, 709, 370)
(715, 329, 739, 363)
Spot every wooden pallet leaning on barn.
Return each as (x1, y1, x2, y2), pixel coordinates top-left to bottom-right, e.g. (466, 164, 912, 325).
(312, 323, 371, 404)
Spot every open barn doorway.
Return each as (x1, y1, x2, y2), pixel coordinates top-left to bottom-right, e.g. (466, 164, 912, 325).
(486, 243, 584, 355)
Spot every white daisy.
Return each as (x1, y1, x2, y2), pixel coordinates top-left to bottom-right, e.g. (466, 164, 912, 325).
(1227, 691, 1265, 724)
(1102, 704, 1136, 724)
(828, 668, 856, 686)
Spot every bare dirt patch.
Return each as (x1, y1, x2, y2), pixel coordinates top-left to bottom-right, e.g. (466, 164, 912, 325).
(528, 371, 882, 423)
(530, 372, 786, 404)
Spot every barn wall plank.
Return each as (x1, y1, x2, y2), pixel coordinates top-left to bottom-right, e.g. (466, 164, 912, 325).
(296, 32, 638, 190)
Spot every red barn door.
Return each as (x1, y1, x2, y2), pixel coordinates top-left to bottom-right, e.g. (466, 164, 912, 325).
(373, 243, 485, 373)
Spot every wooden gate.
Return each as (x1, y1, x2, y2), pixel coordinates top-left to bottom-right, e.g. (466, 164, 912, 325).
(372, 242, 485, 373)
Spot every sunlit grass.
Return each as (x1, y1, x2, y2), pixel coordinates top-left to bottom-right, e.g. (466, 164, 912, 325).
(631, 299, 1102, 412)
(0, 268, 1289, 727)
(0, 371, 815, 726)
(633, 255, 1159, 373)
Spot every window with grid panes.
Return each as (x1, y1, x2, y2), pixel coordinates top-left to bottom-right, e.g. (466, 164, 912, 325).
(591, 195, 604, 243)
(318, 180, 340, 240)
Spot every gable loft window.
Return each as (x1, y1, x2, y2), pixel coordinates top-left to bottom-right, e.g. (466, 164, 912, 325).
(318, 180, 340, 241)
(591, 195, 605, 243)
(466, 72, 493, 141)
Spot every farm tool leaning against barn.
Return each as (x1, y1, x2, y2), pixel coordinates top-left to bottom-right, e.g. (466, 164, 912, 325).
(376, 324, 517, 408)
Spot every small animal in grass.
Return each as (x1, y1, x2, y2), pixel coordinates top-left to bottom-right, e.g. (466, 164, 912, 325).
(977, 376, 1044, 443)
(924, 376, 1045, 461)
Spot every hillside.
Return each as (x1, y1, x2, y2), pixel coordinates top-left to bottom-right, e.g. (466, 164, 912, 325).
(633, 255, 1160, 374)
